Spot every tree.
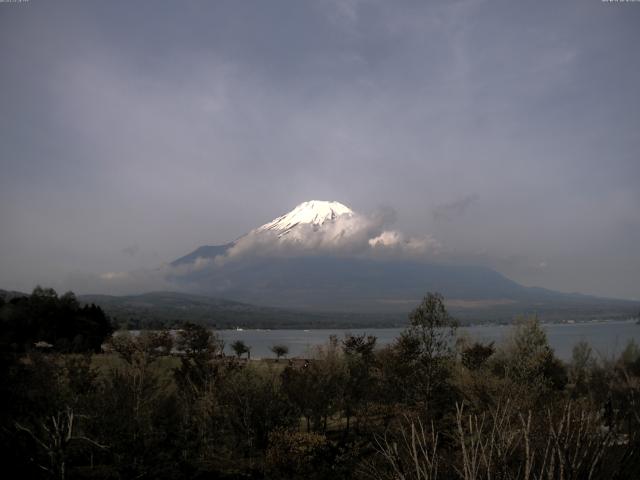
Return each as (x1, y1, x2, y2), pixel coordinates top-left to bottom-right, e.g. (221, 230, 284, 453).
(176, 322, 222, 357)
(281, 363, 316, 432)
(14, 407, 107, 480)
(221, 364, 297, 453)
(498, 315, 567, 396)
(569, 340, 595, 396)
(172, 324, 227, 472)
(270, 344, 289, 361)
(621, 339, 640, 368)
(0, 287, 113, 353)
(461, 341, 495, 370)
(282, 336, 346, 433)
(342, 334, 377, 434)
(406, 292, 457, 358)
(173, 323, 224, 404)
(108, 330, 174, 364)
(397, 292, 457, 408)
(266, 429, 330, 479)
(342, 334, 376, 358)
(230, 339, 250, 359)
(98, 331, 179, 479)
(32, 285, 58, 298)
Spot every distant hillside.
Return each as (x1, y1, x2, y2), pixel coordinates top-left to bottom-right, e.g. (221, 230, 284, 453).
(0, 289, 29, 301)
(4, 288, 638, 329)
(79, 289, 640, 329)
(77, 291, 403, 329)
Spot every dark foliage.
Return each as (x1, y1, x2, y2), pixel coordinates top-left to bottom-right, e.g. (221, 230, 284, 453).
(0, 287, 113, 353)
(461, 341, 495, 370)
(1, 291, 640, 479)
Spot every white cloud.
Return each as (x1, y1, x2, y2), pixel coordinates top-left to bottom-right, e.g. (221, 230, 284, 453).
(218, 210, 385, 262)
(368, 230, 441, 259)
(368, 230, 402, 247)
(211, 207, 442, 265)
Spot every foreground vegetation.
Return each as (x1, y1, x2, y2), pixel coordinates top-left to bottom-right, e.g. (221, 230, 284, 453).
(2, 289, 640, 479)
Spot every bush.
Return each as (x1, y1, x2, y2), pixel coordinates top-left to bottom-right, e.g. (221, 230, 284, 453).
(265, 429, 329, 478)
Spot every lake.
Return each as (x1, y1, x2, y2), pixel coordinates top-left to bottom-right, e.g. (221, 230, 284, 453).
(217, 320, 640, 361)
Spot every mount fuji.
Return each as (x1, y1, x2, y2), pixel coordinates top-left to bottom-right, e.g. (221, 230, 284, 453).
(256, 200, 354, 237)
(168, 200, 639, 321)
(172, 200, 360, 265)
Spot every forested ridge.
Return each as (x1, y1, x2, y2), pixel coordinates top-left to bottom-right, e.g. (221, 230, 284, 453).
(1, 289, 640, 479)
(0, 286, 113, 353)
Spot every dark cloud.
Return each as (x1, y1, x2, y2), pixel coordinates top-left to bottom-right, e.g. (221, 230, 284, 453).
(0, 0, 639, 299)
(432, 194, 480, 222)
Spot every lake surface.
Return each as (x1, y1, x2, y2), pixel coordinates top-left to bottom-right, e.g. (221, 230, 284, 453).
(217, 320, 640, 361)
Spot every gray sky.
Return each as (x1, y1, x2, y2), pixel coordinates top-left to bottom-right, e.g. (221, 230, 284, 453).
(1, 0, 639, 300)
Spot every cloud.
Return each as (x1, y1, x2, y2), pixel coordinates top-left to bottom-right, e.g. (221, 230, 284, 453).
(368, 230, 401, 247)
(1, 1, 639, 299)
(70, 254, 229, 295)
(209, 206, 443, 266)
(121, 244, 140, 256)
(99, 272, 130, 281)
(218, 210, 385, 261)
(432, 194, 479, 222)
(368, 230, 441, 258)
(67, 267, 173, 295)
(319, 0, 366, 32)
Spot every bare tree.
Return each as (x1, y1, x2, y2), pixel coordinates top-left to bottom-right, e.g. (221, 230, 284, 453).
(365, 417, 439, 480)
(15, 407, 107, 480)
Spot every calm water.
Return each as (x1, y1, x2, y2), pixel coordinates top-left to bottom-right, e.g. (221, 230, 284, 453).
(218, 320, 640, 361)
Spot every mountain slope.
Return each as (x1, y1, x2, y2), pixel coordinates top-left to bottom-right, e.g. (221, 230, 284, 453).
(172, 243, 233, 267)
(169, 255, 638, 316)
(256, 200, 354, 236)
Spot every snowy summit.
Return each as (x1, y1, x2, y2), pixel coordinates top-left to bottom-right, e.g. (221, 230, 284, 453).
(256, 200, 354, 237)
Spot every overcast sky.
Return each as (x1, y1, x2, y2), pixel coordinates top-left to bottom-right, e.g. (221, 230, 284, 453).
(1, 0, 639, 300)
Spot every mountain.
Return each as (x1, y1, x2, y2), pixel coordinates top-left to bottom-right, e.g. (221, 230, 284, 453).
(172, 200, 357, 267)
(168, 200, 640, 321)
(257, 200, 354, 237)
(0, 289, 29, 302)
(172, 243, 233, 266)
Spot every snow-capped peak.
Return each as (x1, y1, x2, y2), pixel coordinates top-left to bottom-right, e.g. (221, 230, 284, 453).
(257, 200, 354, 236)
